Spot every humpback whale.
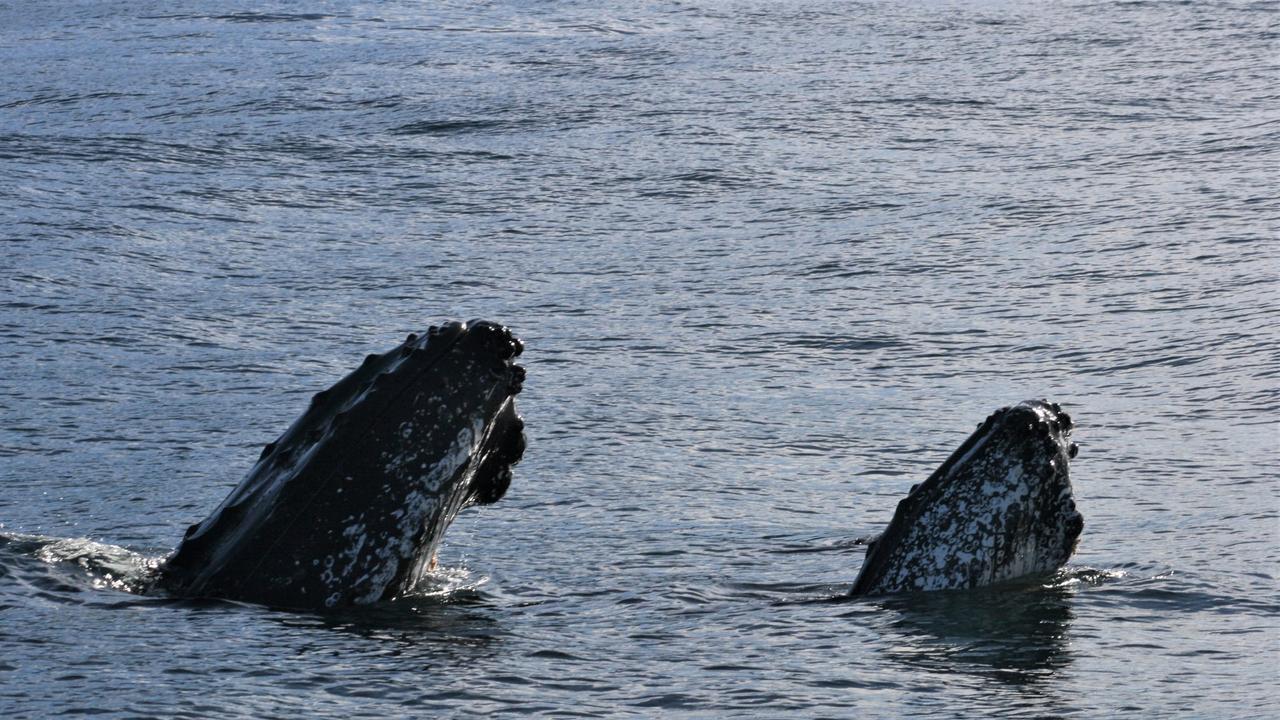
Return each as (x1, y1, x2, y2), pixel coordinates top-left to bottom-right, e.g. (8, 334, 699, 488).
(850, 400, 1083, 596)
(152, 320, 526, 609)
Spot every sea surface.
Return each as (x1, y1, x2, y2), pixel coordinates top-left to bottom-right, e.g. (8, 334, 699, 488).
(1, 1, 1277, 717)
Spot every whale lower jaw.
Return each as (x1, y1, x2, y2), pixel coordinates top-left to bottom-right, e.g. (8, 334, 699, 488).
(154, 320, 526, 609)
(850, 400, 1083, 596)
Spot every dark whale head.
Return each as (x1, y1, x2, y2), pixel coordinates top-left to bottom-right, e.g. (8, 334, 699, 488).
(156, 320, 526, 609)
(850, 400, 1083, 596)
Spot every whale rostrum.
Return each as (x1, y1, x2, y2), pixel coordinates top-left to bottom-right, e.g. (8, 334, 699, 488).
(153, 320, 526, 609)
(850, 400, 1083, 596)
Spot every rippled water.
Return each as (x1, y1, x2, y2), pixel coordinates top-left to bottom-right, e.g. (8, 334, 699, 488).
(2, 1, 1277, 717)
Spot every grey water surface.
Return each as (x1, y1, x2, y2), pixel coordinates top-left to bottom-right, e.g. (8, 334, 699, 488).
(2, 1, 1277, 717)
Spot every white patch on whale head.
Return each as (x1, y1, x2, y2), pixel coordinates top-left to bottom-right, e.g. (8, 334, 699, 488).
(337, 414, 487, 605)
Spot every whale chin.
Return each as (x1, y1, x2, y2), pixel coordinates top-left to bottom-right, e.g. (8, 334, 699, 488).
(850, 400, 1083, 596)
(155, 320, 526, 610)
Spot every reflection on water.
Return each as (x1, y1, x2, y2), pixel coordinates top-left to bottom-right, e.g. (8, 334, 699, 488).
(287, 594, 507, 654)
(870, 580, 1075, 685)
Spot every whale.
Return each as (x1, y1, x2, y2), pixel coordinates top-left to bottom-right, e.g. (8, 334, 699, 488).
(850, 400, 1083, 596)
(152, 319, 526, 609)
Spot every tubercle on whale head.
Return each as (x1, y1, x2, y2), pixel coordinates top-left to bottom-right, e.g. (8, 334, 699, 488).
(252, 321, 524, 465)
(456, 320, 525, 507)
(995, 399, 1073, 451)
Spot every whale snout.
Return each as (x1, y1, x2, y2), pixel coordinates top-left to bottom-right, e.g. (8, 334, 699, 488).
(157, 319, 529, 609)
(850, 399, 1085, 596)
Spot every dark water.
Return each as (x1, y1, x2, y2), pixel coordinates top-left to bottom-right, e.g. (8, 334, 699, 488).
(2, 1, 1278, 717)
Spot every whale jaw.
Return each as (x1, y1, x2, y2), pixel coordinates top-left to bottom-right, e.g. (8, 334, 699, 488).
(156, 320, 526, 609)
(850, 400, 1082, 596)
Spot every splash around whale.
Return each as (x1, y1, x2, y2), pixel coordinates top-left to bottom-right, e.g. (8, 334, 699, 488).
(150, 319, 527, 609)
(850, 400, 1084, 596)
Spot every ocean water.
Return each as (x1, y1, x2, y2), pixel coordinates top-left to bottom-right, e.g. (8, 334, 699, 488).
(2, 0, 1277, 717)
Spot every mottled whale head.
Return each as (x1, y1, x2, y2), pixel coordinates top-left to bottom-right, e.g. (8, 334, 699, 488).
(850, 400, 1083, 596)
(157, 320, 526, 609)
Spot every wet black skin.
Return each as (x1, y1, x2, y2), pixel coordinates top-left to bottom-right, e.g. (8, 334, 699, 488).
(154, 320, 525, 609)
